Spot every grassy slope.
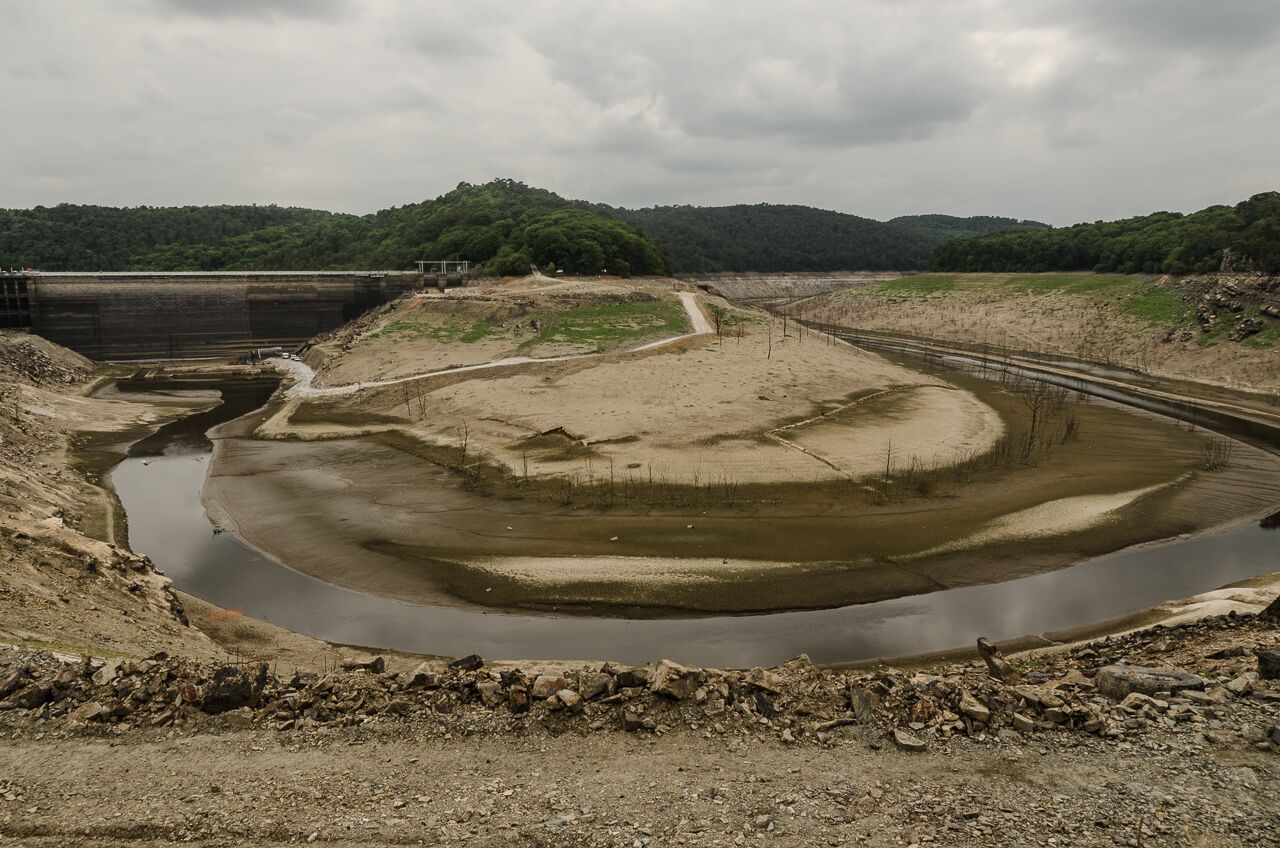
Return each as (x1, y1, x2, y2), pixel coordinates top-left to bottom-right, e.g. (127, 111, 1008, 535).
(797, 272, 1280, 390)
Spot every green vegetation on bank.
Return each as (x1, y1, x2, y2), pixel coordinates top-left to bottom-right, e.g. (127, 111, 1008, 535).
(521, 299, 689, 351)
(846, 272, 1208, 335)
(367, 318, 500, 344)
(932, 192, 1280, 275)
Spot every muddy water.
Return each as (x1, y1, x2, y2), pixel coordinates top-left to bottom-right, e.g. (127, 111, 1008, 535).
(109, 373, 1280, 666)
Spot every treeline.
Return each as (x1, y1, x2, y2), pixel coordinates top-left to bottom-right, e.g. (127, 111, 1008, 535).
(887, 214, 1047, 243)
(0, 181, 667, 276)
(1, 178, 1055, 276)
(0, 204, 337, 271)
(606, 205, 1045, 273)
(932, 192, 1280, 274)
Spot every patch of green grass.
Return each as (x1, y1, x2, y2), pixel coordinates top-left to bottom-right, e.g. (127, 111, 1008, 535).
(367, 318, 499, 344)
(995, 273, 1191, 327)
(0, 635, 140, 659)
(1003, 274, 1136, 294)
(523, 299, 689, 351)
(1125, 291, 1190, 325)
(874, 274, 957, 294)
(1197, 328, 1227, 347)
(1243, 321, 1280, 348)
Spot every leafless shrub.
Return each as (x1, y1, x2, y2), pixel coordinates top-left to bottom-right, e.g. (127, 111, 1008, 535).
(1199, 438, 1233, 471)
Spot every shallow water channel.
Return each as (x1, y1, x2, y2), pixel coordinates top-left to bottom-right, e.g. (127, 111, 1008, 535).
(109, 365, 1280, 667)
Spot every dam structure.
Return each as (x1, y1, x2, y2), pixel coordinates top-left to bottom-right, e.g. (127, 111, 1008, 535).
(1, 270, 429, 360)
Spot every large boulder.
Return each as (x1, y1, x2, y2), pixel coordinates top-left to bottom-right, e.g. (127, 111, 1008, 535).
(531, 674, 568, 700)
(744, 667, 784, 694)
(958, 691, 990, 724)
(892, 728, 927, 752)
(578, 671, 615, 700)
(1259, 593, 1280, 622)
(650, 660, 700, 700)
(603, 663, 652, 689)
(0, 669, 31, 699)
(201, 663, 269, 714)
(448, 654, 484, 672)
(91, 659, 124, 687)
(1256, 649, 1280, 680)
(408, 662, 440, 689)
(1094, 665, 1205, 700)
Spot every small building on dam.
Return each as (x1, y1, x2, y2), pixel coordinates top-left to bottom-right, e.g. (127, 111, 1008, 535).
(0, 270, 427, 360)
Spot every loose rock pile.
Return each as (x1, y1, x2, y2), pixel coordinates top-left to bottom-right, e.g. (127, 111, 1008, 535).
(1182, 273, 1280, 341)
(2, 611, 1277, 756)
(0, 332, 89, 387)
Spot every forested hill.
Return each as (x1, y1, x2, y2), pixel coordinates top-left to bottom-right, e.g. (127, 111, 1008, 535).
(0, 205, 340, 271)
(932, 192, 1280, 274)
(2, 179, 1043, 275)
(603, 205, 1046, 273)
(0, 181, 667, 276)
(888, 214, 1048, 243)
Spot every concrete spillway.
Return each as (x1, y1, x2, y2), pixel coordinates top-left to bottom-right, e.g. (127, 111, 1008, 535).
(8, 271, 424, 360)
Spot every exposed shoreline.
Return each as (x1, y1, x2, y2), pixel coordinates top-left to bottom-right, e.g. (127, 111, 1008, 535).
(199, 354, 1280, 618)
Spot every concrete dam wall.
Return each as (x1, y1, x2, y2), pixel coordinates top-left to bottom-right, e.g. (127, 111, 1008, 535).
(13, 271, 423, 360)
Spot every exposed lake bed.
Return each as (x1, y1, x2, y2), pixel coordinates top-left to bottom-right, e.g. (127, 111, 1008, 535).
(104, 341, 1280, 665)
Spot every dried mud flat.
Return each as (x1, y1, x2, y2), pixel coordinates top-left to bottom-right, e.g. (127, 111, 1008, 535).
(204, 341, 1280, 616)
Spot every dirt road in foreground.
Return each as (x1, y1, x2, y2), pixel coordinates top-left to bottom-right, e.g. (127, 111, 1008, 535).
(3, 724, 1273, 847)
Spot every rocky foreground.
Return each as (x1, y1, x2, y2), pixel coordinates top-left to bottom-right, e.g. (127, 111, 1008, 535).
(2, 603, 1277, 846)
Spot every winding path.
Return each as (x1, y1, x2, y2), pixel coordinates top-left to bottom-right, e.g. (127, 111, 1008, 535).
(277, 291, 712, 399)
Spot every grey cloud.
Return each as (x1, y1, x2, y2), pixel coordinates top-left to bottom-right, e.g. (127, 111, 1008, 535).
(154, 0, 350, 21)
(524, 5, 987, 148)
(0, 1, 1276, 225)
(1026, 0, 1280, 56)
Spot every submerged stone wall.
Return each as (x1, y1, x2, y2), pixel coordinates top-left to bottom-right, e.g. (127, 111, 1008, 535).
(29, 271, 422, 360)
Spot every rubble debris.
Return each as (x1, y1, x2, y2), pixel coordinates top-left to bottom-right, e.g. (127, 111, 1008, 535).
(0, 607, 1274, 763)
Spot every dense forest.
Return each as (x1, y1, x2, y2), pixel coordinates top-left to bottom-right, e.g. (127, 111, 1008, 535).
(0, 181, 667, 276)
(0, 205, 338, 271)
(932, 192, 1280, 274)
(605, 206, 1044, 273)
(887, 214, 1048, 243)
(0, 179, 1050, 276)
(8, 182, 1276, 277)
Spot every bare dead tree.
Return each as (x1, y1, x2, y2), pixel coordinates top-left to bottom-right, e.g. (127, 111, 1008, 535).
(1009, 378, 1067, 459)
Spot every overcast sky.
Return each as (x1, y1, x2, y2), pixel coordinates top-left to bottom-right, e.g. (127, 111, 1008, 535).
(2, 1, 1277, 224)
